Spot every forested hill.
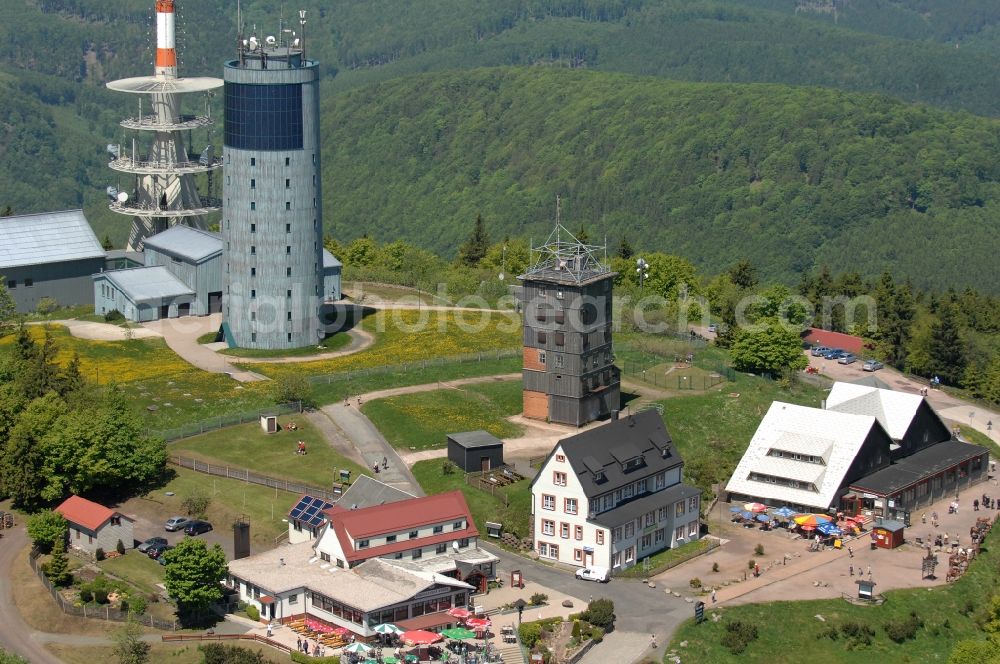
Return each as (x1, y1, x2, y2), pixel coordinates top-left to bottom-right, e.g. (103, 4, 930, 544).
(320, 68, 1000, 292)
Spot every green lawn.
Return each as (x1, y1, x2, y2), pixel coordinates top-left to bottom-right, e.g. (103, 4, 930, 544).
(310, 355, 520, 405)
(412, 459, 532, 539)
(616, 538, 713, 578)
(170, 420, 371, 488)
(97, 550, 165, 596)
(362, 379, 524, 451)
(220, 330, 353, 358)
(956, 424, 1000, 458)
(657, 372, 826, 501)
(669, 526, 1000, 662)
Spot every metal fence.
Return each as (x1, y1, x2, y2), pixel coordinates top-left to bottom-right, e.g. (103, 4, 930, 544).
(617, 538, 720, 578)
(151, 401, 303, 442)
(28, 549, 179, 630)
(307, 348, 521, 387)
(168, 456, 342, 503)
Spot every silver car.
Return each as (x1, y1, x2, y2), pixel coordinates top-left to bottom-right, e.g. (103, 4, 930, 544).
(165, 516, 190, 532)
(862, 359, 884, 372)
(838, 353, 857, 365)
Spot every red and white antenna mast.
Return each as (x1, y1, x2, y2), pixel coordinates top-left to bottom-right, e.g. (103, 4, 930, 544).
(155, 0, 178, 77)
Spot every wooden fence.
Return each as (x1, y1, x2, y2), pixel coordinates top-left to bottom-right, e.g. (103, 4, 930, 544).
(161, 632, 292, 653)
(168, 456, 343, 504)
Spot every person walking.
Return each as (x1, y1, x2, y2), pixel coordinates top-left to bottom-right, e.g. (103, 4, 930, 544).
(848, 546, 854, 558)
(849, 564, 854, 577)
(711, 588, 717, 604)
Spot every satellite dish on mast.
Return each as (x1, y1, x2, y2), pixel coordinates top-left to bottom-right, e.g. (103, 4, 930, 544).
(248, 36, 258, 50)
(265, 35, 276, 46)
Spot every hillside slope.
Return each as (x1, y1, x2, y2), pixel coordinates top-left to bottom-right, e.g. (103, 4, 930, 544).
(321, 68, 1000, 291)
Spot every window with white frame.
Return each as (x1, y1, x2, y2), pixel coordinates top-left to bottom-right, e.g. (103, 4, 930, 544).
(622, 484, 634, 499)
(546, 544, 559, 559)
(675, 501, 686, 517)
(561, 523, 570, 539)
(689, 496, 699, 512)
(641, 534, 651, 548)
(658, 506, 668, 522)
(612, 551, 621, 567)
(542, 520, 555, 536)
(574, 549, 583, 562)
(645, 511, 655, 527)
(553, 471, 567, 487)
(624, 522, 634, 538)
(656, 472, 666, 490)
(654, 528, 664, 544)
(612, 527, 621, 542)
(575, 525, 583, 540)
(689, 521, 698, 538)
(637, 479, 647, 494)
(624, 546, 634, 563)
(675, 525, 685, 541)
(538, 542, 549, 557)
(565, 498, 578, 514)
(596, 530, 605, 545)
(542, 494, 555, 510)
(556, 454, 566, 462)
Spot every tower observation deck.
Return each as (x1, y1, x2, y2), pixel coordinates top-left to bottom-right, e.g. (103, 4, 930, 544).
(106, 0, 223, 251)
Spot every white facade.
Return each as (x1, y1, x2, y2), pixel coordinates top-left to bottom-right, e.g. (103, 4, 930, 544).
(531, 443, 701, 572)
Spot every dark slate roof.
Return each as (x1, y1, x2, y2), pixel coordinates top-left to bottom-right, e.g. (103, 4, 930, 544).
(591, 482, 700, 528)
(555, 410, 682, 499)
(335, 475, 415, 510)
(448, 430, 503, 450)
(849, 440, 989, 496)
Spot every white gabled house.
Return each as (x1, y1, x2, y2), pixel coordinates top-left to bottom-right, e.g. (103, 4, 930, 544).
(531, 410, 702, 572)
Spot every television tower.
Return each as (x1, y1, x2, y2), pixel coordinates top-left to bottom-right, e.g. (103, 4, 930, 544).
(105, 0, 224, 251)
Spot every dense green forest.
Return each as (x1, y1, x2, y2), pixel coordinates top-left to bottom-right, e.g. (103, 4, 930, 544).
(4, 0, 1000, 291)
(319, 68, 1000, 291)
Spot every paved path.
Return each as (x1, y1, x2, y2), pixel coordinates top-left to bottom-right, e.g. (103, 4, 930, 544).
(0, 528, 64, 664)
(142, 315, 267, 383)
(319, 402, 424, 496)
(31, 319, 161, 341)
(231, 327, 373, 364)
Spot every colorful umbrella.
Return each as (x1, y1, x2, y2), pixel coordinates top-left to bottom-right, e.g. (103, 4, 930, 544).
(382, 658, 399, 664)
(729, 506, 745, 513)
(800, 524, 816, 532)
(466, 618, 491, 629)
(817, 522, 843, 536)
(794, 514, 832, 528)
(441, 627, 477, 640)
(447, 607, 473, 620)
(755, 513, 772, 522)
(403, 630, 443, 646)
(744, 502, 768, 513)
(404, 656, 418, 663)
(738, 510, 754, 520)
(343, 643, 372, 654)
(772, 506, 797, 519)
(374, 623, 403, 636)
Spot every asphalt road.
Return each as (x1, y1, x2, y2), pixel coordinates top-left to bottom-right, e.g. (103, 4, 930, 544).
(0, 526, 66, 664)
(482, 542, 696, 651)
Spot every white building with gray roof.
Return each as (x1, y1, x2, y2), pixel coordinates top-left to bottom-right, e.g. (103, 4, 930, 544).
(0, 210, 106, 313)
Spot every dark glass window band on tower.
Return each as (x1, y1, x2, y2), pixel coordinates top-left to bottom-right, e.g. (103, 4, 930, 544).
(224, 83, 303, 150)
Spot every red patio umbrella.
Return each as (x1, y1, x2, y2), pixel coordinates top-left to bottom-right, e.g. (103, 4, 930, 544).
(333, 626, 350, 636)
(447, 608, 473, 620)
(402, 630, 443, 646)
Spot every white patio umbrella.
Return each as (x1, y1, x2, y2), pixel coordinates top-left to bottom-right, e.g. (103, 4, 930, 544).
(343, 642, 372, 654)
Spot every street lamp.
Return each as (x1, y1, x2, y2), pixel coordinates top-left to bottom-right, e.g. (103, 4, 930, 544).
(636, 257, 649, 292)
(499, 245, 507, 281)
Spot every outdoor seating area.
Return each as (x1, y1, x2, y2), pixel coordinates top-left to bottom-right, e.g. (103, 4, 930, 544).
(729, 502, 869, 550)
(285, 617, 348, 650)
(943, 515, 996, 583)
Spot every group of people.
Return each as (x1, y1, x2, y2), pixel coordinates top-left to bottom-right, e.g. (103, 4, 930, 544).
(974, 493, 999, 510)
(373, 456, 388, 474)
(295, 636, 326, 658)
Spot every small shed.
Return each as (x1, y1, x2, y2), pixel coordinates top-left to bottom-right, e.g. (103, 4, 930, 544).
(447, 430, 504, 473)
(55, 495, 134, 557)
(873, 519, 905, 549)
(260, 414, 278, 434)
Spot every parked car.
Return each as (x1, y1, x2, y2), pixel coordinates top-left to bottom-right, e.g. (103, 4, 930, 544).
(822, 348, 845, 360)
(184, 520, 213, 536)
(862, 360, 884, 372)
(838, 353, 857, 365)
(164, 516, 189, 532)
(146, 542, 172, 559)
(137, 537, 168, 554)
(575, 566, 610, 583)
(707, 324, 718, 333)
(810, 346, 831, 357)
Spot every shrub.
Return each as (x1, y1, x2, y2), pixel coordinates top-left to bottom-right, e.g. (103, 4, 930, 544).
(442, 460, 456, 475)
(203, 643, 278, 663)
(754, 544, 765, 556)
(129, 594, 147, 616)
(839, 620, 875, 648)
(720, 620, 759, 655)
(116, 539, 126, 555)
(581, 598, 615, 631)
(884, 612, 923, 643)
(182, 491, 211, 518)
(529, 593, 548, 606)
(93, 588, 109, 604)
(95, 547, 105, 561)
(35, 297, 58, 315)
(689, 577, 702, 589)
(79, 588, 93, 603)
(711, 562, 720, 573)
(586, 626, 604, 643)
(817, 625, 838, 640)
(245, 604, 260, 621)
(519, 622, 543, 649)
(104, 309, 125, 323)
(290, 652, 340, 664)
(571, 620, 581, 640)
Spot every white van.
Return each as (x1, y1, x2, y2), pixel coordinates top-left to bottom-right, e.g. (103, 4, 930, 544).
(575, 566, 610, 583)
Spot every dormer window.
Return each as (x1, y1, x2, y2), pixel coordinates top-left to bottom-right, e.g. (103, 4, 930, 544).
(623, 456, 644, 471)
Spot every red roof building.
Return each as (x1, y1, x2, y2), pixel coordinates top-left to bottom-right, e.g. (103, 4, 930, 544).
(55, 495, 134, 557)
(803, 328, 866, 355)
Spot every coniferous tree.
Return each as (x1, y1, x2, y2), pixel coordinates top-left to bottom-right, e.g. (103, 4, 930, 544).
(575, 225, 590, 245)
(46, 537, 72, 587)
(0, 206, 12, 217)
(928, 304, 966, 385)
(727, 260, 758, 291)
(458, 214, 490, 266)
(101, 234, 114, 251)
(616, 236, 634, 260)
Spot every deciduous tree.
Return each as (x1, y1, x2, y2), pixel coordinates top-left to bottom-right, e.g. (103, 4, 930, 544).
(112, 618, 150, 664)
(26, 510, 67, 554)
(163, 537, 228, 619)
(730, 318, 809, 375)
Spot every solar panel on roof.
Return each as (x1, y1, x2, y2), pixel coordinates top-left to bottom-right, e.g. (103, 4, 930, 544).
(289, 495, 333, 528)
